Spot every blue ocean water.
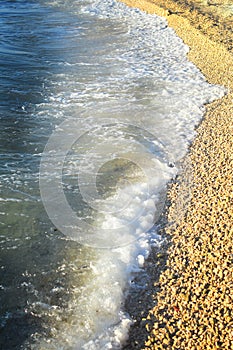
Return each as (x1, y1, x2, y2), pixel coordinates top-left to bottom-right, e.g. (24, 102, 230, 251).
(0, 0, 225, 349)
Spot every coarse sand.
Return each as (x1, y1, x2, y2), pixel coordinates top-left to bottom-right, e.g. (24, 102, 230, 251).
(119, 0, 233, 349)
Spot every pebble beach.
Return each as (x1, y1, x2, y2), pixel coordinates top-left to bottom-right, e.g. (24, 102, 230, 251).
(119, 0, 233, 349)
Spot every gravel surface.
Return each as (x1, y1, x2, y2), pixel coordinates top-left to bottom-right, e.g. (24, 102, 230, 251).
(120, 1, 233, 349)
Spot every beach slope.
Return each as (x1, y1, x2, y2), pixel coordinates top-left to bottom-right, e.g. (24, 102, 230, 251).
(120, 0, 233, 349)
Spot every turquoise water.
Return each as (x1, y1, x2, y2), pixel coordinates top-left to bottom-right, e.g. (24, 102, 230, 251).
(0, 0, 225, 348)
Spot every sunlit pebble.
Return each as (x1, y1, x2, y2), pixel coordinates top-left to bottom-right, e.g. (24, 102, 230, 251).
(145, 101, 233, 348)
(137, 254, 145, 267)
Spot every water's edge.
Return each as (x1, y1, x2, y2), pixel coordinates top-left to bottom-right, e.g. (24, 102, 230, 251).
(0, 0, 227, 348)
(119, 0, 231, 348)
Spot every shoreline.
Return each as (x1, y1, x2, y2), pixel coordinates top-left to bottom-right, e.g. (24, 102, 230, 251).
(119, 0, 233, 349)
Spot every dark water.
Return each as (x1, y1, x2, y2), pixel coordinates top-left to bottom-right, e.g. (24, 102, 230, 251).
(0, 0, 225, 349)
(0, 2, 93, 348)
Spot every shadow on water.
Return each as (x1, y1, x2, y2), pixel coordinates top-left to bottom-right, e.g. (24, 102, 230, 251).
(0, 223, 55, 349)
(0, 226, 86, 350)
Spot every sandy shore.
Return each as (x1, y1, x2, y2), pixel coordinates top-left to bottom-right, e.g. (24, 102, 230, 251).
(119, 0, 233, 349)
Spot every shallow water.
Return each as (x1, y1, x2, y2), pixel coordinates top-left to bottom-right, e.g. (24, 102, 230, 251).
(0, 0, 225, 349)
